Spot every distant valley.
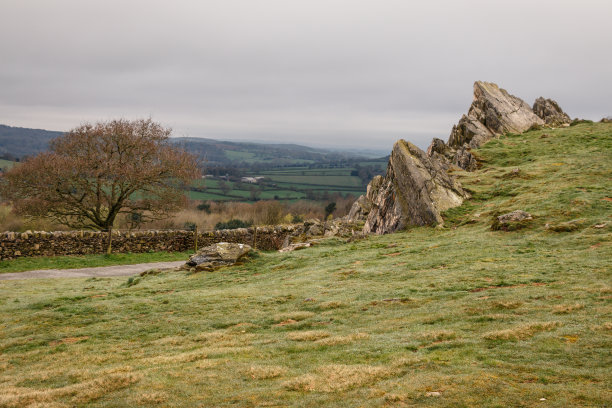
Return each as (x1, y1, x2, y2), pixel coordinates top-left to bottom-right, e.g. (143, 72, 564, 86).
(0, 124, 388, 202)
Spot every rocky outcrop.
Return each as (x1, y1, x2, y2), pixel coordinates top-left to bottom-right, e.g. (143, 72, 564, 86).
(452, 146, 478, 172)
(428, 81, 573, 171)
(349, 139, 469, 234)
(186, 242, 252, 271)
(448, 81, 544, 149)
(532, 97, 571, 126)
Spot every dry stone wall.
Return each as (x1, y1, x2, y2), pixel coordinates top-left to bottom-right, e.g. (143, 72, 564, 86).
(0, 225, 298, 260)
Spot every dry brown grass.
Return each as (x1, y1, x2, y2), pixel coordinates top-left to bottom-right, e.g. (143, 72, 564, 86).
(483, 321, 562, 341)
(0, 197, 344, 233)
(553, 303, 585, 314)
(141, 350, 208, 365)
(420, 330, 457, 341)
(248, 365, 287, 380)
(0, 372, 140, 408)
(282, 364, 396, 392)
(315, 332, 369, 346)
(135, 392, 168, 405)
(591, 322, 612, 331)
(281, 374, 317, 392)
(286, 330, 330, 341)
(139, 199, 330, 231)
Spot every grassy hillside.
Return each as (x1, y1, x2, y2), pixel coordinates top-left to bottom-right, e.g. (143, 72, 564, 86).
(0, 123, 610, 407)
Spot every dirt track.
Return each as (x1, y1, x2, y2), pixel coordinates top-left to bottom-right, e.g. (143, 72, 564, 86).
(0, 261, 185, 281)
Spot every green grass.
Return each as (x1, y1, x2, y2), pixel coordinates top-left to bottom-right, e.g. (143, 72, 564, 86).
(262, 174, 364, 187)
(224, 150, 258, 161)
(190, 167, 369, 202)
(0, 158, 16, 170)
(0, 251, 189, 274)
(0, 123, 610, 407)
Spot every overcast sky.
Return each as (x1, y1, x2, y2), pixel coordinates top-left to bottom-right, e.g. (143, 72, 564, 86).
(1, 0, 610, 151)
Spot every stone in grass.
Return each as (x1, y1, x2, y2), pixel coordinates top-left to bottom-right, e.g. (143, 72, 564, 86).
(185, 242, 252, 271)
(491, 210, 533, 231)
(278, 242, 312, 253)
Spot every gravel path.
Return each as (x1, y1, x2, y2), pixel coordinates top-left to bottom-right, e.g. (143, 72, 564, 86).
(0, 261, 185, 281)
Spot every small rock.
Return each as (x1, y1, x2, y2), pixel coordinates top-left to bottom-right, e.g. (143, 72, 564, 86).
(492, 210, 533, 231)
(593, 223, 607, 229)
(185, 242, 252, 271)
(425, 391, 441, 397)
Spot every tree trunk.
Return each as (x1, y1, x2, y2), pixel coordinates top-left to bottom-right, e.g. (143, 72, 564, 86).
(106, 227, 113, 255)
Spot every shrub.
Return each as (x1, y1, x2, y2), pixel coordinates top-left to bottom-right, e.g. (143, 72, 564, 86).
(196, 202, 211, 213)
(214, 219, 253, 230)
(183, 222, 197, 231)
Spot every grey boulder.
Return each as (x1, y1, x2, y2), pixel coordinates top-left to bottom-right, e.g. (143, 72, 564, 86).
(448, 81, 544, 149)
(186, 242, 252, 271)
(533, 97, 571, 126)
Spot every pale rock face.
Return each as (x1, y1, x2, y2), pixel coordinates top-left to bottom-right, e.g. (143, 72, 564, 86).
(356, 140, 468, 234)
(448, 81, 544, 149)
(532, 97, 571, 126)
(186, 242, 252, 270)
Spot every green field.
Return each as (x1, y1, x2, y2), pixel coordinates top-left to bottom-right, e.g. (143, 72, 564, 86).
(223, 149, 315, 165)
(188, 164, 382, 202)
(0, 123, 609, 406)
(0, 159, 16, 170)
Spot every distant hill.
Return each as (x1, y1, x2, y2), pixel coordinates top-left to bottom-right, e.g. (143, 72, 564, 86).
(172, 137, 363, 167)
(0, 124, 63, 159)
(0, 124, 373, 166)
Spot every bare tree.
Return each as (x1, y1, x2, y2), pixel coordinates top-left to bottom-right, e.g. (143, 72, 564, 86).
(1, 119, 200, 253)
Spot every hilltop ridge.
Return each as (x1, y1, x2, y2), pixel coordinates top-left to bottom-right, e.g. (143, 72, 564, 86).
(349, 81, 577, 234)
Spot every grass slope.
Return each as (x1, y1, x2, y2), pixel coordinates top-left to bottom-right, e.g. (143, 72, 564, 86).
(0, 124, 610, 407)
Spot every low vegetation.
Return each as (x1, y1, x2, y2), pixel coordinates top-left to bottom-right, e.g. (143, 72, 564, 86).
(0, 123, 610, 406)
(0, 197, 356, 233)
(0, 251, 189, 274)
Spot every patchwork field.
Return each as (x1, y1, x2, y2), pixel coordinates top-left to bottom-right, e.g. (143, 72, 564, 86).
(189, 165, 380, 202)
(0, 123, 610, 407)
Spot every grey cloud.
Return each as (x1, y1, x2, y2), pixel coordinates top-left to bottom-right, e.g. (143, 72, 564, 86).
(1, 0, 610, 151)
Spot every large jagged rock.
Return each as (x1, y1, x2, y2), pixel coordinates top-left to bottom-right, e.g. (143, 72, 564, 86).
(533, 97, 571, 126)
(448, 81, 544, 149)
(350, 140, 469, 234)
(186, 242, 252, 271)
(426, 138, 478, 172)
